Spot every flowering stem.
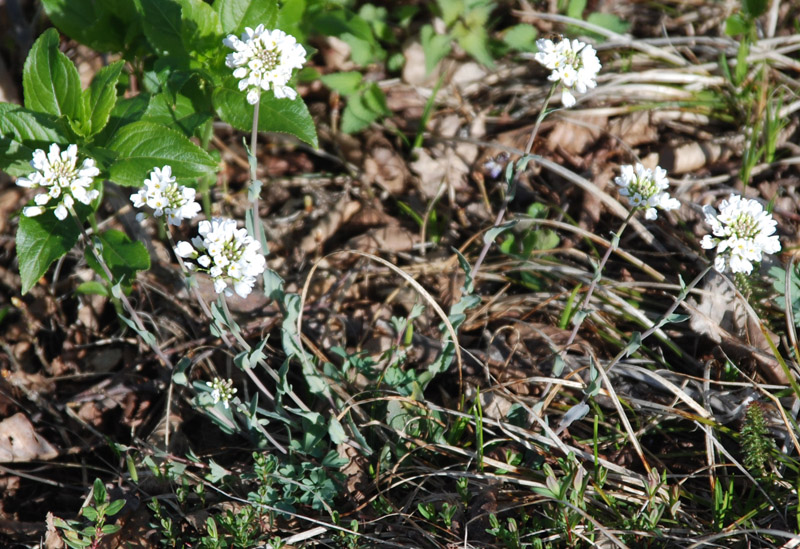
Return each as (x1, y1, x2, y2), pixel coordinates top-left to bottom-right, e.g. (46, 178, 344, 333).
(249, 99, 268, 255)
(468, 83, 557, 282)
(68, 207, 173, 370)
(561, 207, 636, 352)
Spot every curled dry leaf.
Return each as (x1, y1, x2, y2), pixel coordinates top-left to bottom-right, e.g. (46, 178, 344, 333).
(0, 413, 58, 462)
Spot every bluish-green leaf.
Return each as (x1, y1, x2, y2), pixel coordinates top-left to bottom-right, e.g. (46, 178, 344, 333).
(135, 0, 188, 58)
(22, 28, 83, 121)
(82, 60, 125, 137)
(215, 0, 278, 35)
(107, 121, 217, 186)
(213, 86, 317, 147)
(17, 212, 80, 294)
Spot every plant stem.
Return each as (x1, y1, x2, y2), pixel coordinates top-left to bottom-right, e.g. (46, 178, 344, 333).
(249, 100, 268, 254)
(469, 83, 557, 282)
(561, 208, 636, 353)
(69, 207, 173, 370)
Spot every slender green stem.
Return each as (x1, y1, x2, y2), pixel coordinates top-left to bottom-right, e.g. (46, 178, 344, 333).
(468, 83, 558, 282)
(249, 100, 268, 254)
(68, 207, 173, 371)
(561, 207, 637, 353)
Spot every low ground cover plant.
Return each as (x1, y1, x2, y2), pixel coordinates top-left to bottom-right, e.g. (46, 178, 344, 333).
(0, 0, 799, 547)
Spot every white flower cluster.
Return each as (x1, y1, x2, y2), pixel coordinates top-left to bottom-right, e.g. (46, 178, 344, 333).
(175, 218, 266, 298)
(701, 194, 781, 274)
(16, 144, 100, 220)
(130, 166, 201, 226)
(223, 25, 307, 105)
(207, 377, 237, 409)
(614, 163, 680, 220)
(534, 37, 601, 107)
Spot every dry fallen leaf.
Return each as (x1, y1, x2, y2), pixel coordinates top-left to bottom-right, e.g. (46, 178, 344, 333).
(0, 413, 58, 462)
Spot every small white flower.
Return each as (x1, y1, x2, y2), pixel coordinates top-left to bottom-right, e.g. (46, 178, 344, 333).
(700, 194, 781, 274)
(206, 377, 237, 409)
(175, 217, 266, 298)
(223, 25, 307, 105)
(614, 163, 679, 220)
(130, 165, 201, 226)
(16, 144, 99, 218)
(534, 37, 601, 108)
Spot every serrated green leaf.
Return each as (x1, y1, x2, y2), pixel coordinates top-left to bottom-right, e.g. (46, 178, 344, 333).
(16, 212, 80, 294)
(436, 0, 463, 26)
(142, 92, 212, 139)
(320, 71, 363, 96)
(362, 83, 390, 115)
(0, 104, 68, 176)
(107, 121, 216, 186)
(215, 0, 278, 34)
(23, 28, 83, 121)
(175, 0, 222, 53)
(420, 25, 452, 74)
(94, 94, 151, 146)
(135, 0, 188, 58)
(86, 230, 150, 285)
(82, 60, 124, 137)
(453, 22, 494, 68)
(41, 0, 131, 53)
(213, 86, 317, 147)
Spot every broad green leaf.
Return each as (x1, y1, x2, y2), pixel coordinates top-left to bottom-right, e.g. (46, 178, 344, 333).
(436, 0, 463, 26)
(420, 25, 452, 74)
(105, 499, 126, 516)
(725, 13, 750, 36)
(86, 230, 150, 285)
(213, 86, 317, 147)
(215, 0, 278, 35)
(502, 24, 538, 52)
(142, 92, 212, 139)
(320, 71, 363, 96)
(107, 121, 217, 186)
(22, 28, 83, 121)
(94, 94, 151, 146)
(312, 10, 384, 65)
(82, 60, 125, 137)
(0, 104, 68, 176)
(17, 212, 80, 294)
(41, 0, 130, 53)
(135, 0, 188, 58)
(743, 0, 768, 17)
(175, 0, 222, 53)
(276, 0, 306, 39)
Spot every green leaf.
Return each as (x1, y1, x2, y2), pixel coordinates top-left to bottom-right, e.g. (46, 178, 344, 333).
(82, 60, 125, 137)
(0, 104, 68, 176)
(436, 0, 463, 26)
(94, 94, 150, 146)
(420, 25, 452, 74)
(742, 0, 768, 17)
(320, 71, 363, 96)
(453, 22, 494, 68)
(41, 0, 131, 53)
(213, 86, 317, 147)
(142, 92, 212, 139)
(101, 524, 121, 535)
(175, 0, 222, 53)
(16, 211, 80, 294)
(107, 121, 217, 186)
(135, 0, 188, 58)
(76, 281, 110, 296)
(215, 0, 278, 35)
(105, 499, 126, 516)
(586, 13, 631, 36)
(340, 93, 380, 134)
(86, 230, 150, 285)
(81, 506, 98, 522)
(502, 24, 538, 52)
(92, 478, 107, 506)
(22, 28, 83, 121)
